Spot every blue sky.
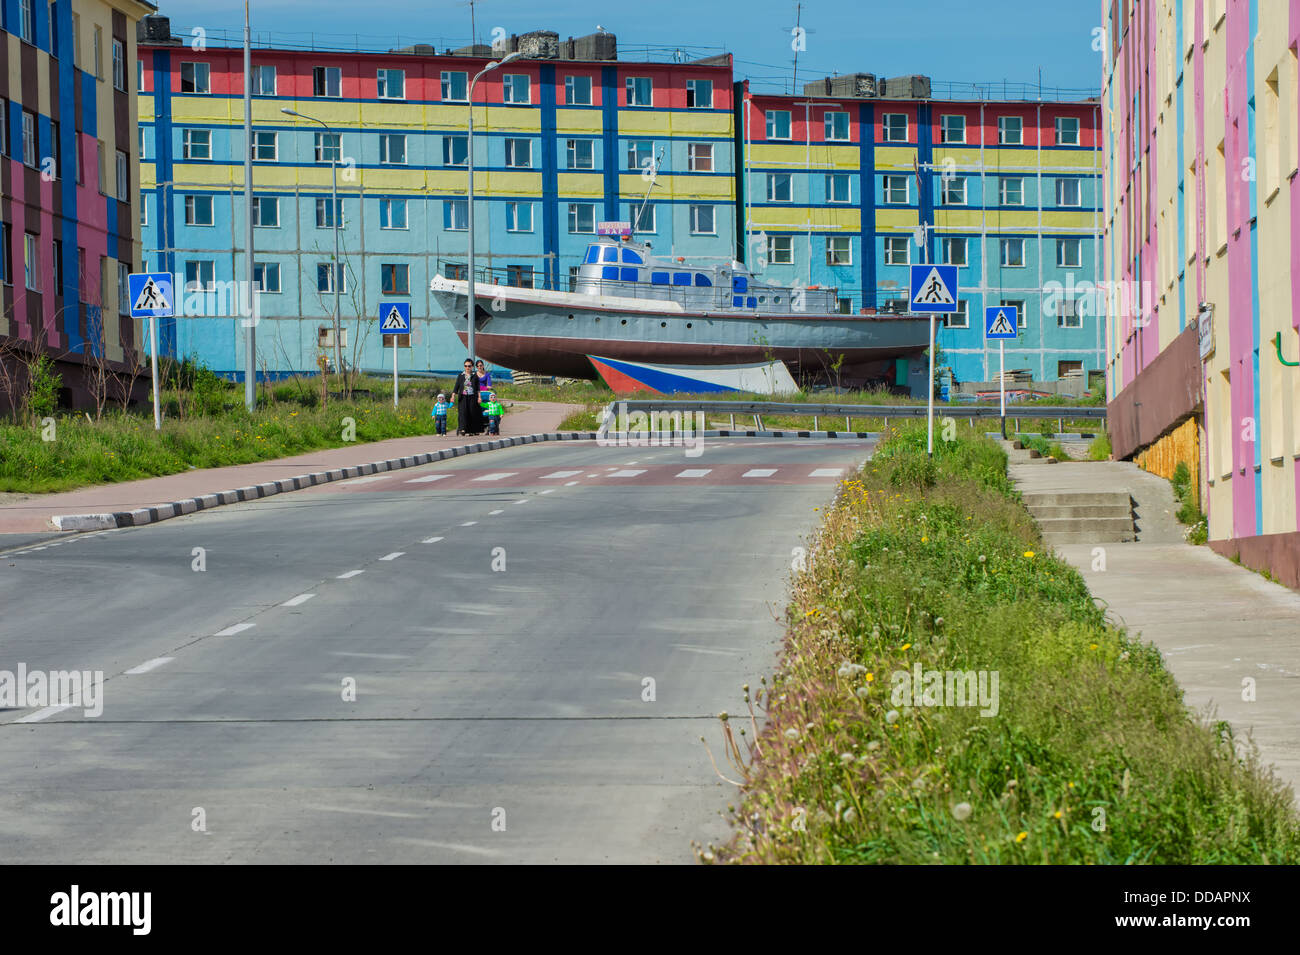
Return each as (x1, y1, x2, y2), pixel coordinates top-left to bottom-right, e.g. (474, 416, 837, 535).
(167, 0, 1104, 96)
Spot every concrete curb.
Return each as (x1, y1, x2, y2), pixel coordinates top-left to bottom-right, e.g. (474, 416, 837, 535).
(50, 432, 597, 532)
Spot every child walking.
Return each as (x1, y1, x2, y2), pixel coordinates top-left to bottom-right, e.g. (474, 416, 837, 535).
(432, 392, 449, 435)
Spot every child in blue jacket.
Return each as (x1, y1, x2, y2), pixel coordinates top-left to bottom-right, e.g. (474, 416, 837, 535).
(432, 392, 449, 435)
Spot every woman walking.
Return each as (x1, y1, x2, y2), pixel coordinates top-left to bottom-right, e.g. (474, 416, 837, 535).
(452, 359, 482, 435)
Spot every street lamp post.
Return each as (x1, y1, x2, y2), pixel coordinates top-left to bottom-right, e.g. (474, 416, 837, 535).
(282, 107, 342, 388)
(466, 51, 522, 363)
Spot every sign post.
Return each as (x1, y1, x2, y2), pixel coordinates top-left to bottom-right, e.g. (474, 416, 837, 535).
(128, 271, 175, 430)
(984, 305, 1018, 439)
(909, 262, 958, 456)
(380, 302, 411, 409)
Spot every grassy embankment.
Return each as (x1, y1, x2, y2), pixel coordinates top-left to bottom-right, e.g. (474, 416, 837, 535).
(708, 427, 1298, 864)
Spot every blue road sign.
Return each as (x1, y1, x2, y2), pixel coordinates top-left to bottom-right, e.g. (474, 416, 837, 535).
(909, 264, 958, 313)
(985, 305, 1018, 339)
(379, 301, 411, 334)
(128, 272, 175, 318)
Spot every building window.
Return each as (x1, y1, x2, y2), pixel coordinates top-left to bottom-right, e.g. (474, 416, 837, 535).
(999, 176, 1024, 205)
(766, 110, 791, 139)
(946, 300, 970, 328)
(884, 236, 910, 265)
(1056, 299, 1083, 328)
(628, 202, 655, 233)
(19, 0, 34, 43)
(507, 265, 534, 289)
(1001, 299, 1027, 328)
(443, 135, 467, 166)
(504, 137, 531, 168)
(502, 74, 530, 104)
(253, 262, 281, 293)
(71, 12, 80, 68)
(52, 237, 63, 289)
(506, 201, 533, 232)
(689, 204, 715, 235)
(49, 1, 58, 56)
(115, 150, 127, 201)
(766, 173, 792, 202)
(685, 78, 712, 108)
(1055, 116, 1080, 146)
(1056, 238, 1082, 268)
(767, 235, 793, 264)
(21, 110, 36, 167)
(252, 65, 276, 95)
(92, 24, 102, 78)
(183, 128, 211, 160)
(687, 142, 713, 172)
(881, 113, 908, 142)
(942, 175, 967, 205)
(940, 114, 966, 144)
(1056, 177, 1081, 206)
(379, 134, 406, 164)
(568, 203, 595, 234)
(137, 59, 142, 91)
(627, 140, 653, 172)
(942, 236, 967, 266)
(883, 174, 909, 204)
(252, 195, 279, 227)
(998, 116, 1023, 145)
(184, 195, 214, 226)
(381, 263, 410, 295)
(96, 140, 106, 193)
(379, 198, 407, 229)
(0, 224, 10, 284)
(566, 139, 594, 169)
(826, 236, 852, 266)
(112, 38, 125, 91)
(0, 98, 7, 156)
(564, 75, 592, 105)
(316, 262, 346, 294)
(252, 131, 277, 161)
(180, 61, 209, 94)
(1000, 238, 1025, 267)
(377, 68, 405, 99)
(313, 66, 341, 97)
(825, 173, 850, 203)
(315, 198, 343, 228)
(443, 199, 468, 231)
(1058, 359, 1084, 377)
(440, 71, 467, 101)
(24, 233, 38, 290)
(116, 261, 129, 312)
(626, 76, 652, 107)
(825, 111, 850, 141)
(185, 260, 215, 291)
(140, 195, 148, 226)
(314, 132, 341, 163)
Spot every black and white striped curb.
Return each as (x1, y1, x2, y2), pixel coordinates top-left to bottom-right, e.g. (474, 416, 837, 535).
(599, 429, 880, 440)
(50, 432, 598, 532)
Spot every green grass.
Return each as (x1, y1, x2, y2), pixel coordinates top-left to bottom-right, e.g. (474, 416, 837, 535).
(1087, 432, 1112, 460)
(710, 427, 1299, 865)
(1019, 435, 1071, 461)
(1171, 461, 1208, 545)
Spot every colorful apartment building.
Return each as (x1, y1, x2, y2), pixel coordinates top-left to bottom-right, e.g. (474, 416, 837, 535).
(0, 0, 152, 414)
(737, 81, 1104, 386)
(1103, 0, 1300, 587)
(138, 21, 736, 376)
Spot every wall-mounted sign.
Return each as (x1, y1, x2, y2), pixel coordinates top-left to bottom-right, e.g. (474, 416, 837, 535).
(1197, 304, 1214, 360)
(597, 221, 632, 236)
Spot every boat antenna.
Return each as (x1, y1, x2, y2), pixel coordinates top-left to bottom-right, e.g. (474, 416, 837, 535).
(633, 147, 664, 237)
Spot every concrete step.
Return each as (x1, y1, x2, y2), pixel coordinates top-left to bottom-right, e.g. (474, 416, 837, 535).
(1035, 517, 1137, 540)
(1021, 491, 1133, 508)
(1027, 503, 1134, 520)
(1042, 528, 1138, 545)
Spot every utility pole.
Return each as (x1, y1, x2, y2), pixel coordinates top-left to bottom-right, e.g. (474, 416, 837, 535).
(242, 2, 256, 411)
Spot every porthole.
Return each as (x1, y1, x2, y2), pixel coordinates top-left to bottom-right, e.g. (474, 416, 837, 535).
(621, 319, 627, 325)
(567, 314, 574, 320)
(686, 322, 692, 328)
(660, 321, 667, 328)
(775, 296, 782, 304)
(594, 316, 600, 322)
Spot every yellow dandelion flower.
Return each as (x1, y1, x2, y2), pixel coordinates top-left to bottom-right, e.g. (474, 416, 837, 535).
(1054, 810, 1062, 819)
(1089, 643, 1099, 650)
(900, 643, 911, 651)
(1015, 831, 1028, 843)
(1023, 550, 1035, 558)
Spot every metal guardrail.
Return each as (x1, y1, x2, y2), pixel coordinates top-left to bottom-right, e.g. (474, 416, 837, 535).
(600, 399, 1105, 434)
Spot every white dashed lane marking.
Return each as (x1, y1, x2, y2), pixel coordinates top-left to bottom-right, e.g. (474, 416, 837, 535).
(125, 657, 174, 675)
(743, 469, 778, 478)
(16, 704, 74, 723)
(337, 570, 365, 579)
(421, 537, 445, 544)
(563, 481, 579, 487)
(215, 623, 255, 636)
(461, 521, 478, 526)
(810, 468, 844, 478)
(607, 469, 647, 478)
(283, 593, 316, 607)
(541, 470, 582, 479)
(379, 552, 405, 561)
(675, 469, 712, 478)
(405, 474, 451, 484)
(473, 472, 518, 482)
(489, 509, 504, 515)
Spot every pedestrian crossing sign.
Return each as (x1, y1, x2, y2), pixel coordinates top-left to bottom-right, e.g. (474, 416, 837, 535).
(379, 302, 411, 334)
(985, 305, 1018, 339)
(128, 272, 175, 318)
(909, 264, 958, 313)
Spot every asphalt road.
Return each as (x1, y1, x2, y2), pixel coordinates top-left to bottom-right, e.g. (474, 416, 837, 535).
(0, 437, 872, 863)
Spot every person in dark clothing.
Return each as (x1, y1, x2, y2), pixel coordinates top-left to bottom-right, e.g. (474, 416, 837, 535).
(452, 359, 483, 435)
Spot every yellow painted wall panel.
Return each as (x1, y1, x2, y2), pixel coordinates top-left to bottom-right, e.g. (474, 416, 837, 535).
(874, 146, 919, 169)
(616, 173, 733, 200)
(617, 110, 731, 137)
(557, 172, 604, 197)
(173, 162, 237, 186)
(139, 97, 155, 122)
(555, 110, 604, 134)
(877, 209, 920, 231)
(480, 106, 542, 132)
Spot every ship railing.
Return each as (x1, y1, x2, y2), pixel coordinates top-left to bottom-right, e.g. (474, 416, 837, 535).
(598, 399, 1105, 436)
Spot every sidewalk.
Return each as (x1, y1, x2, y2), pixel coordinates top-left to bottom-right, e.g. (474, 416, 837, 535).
(1011, 459, 1300, 798)
(0, 400, 580, 539)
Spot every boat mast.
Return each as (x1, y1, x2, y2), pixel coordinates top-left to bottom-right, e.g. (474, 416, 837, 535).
(633, 147, 663, 242)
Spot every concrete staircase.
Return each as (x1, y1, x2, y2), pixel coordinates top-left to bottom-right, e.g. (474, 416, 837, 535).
(1020, 491, 1136, 544)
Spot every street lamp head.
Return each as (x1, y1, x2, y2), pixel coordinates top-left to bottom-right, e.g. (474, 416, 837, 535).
(488, 51, 523, 71)
(280, 107, 298, 117)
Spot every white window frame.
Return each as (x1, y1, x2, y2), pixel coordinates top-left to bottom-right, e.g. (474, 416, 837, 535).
(252, 64, 277, 95)
(766, 110, 791, 140)
(998, 115, 1023, 145)
(999, 176, 1024, 206)
(1055, 115, 1080, 146)
(768, 234, 793, 264)
(564, 75, 592, 105)
(824, 111, 850, 141)
(566, 138, 594, 169)
(313, 66, 342, 98)
(379, 198, 407, 230)
(180, 61, 210, 94)
(568, 202, 596, 234)
(687, 142, 713, 172)
(112, 38, 125, 91)
(626, 76, 652, 107)
(881, 113, 908, 143)
(942, 175, 967, 205)
(314, 132, 341, 163)
(183, 128, 211, 160)
(942, 236, 968, 266)
(1056, 177, 1081, 207)
(316, 262, 347, 294)
(502, 74, 530, 105)
(315, 197, 343, 229)
(23, 233, 37, 290)
(444, 199, 468, 231)
(1057, 238, 1083, 268)
(627, 140, 652, 172)
(825, 173, 850, 203)
(766, 173, 792, 202)
(379, 133, 407, 165)
(19, 0, 34, 44)
(940, 114, 966, 144)
(1000, 238, 1026, 267)
(443, 135, 468, 166)
(252, 195, 279, 227)
(689, 204, 715, 235)
(627, 201, 655, 233)
(115, 149, 128, 201)
(825, 236, 852, 266)
(440, 71, 467, 102)
(504, 137, 532, 169)
(946, 300, 970, 328)
(883, 174, 909, 204)
(377, 68, 405, 100)
(685, 78, 712, 108)
(252, 131, 278, 162)
(21, 110, 36, 167)
(185, 260, 215, 291)
(184, 194, 214, 226)
(506, 201, 533, 233)
(253, 261, 281, 293)
(883, 236, 910, 265)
